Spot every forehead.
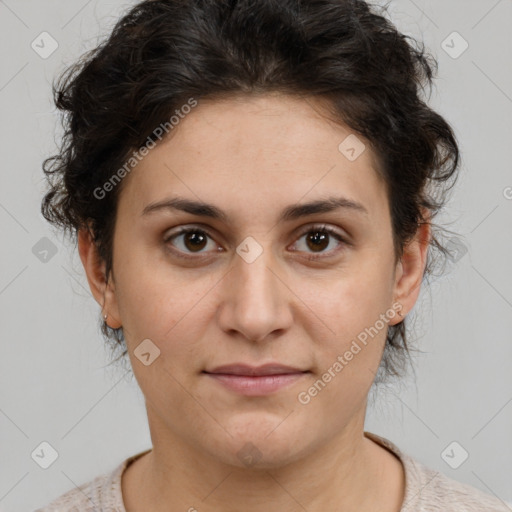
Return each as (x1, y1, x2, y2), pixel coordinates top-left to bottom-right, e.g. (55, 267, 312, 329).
(118, 93, 388, 223)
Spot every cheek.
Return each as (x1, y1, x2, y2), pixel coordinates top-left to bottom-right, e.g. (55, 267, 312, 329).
(113, 256, 213, 352)
(296, 262, 394, 341)
(295, 278, 392, 421)
(290, 258, 394, 398)
(115, 267, 212, 409)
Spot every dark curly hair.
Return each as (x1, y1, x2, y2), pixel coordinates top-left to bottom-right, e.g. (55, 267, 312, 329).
(41, 0, 461, 380)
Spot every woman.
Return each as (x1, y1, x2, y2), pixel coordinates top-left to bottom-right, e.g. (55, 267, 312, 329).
(36, 0, 507, 510)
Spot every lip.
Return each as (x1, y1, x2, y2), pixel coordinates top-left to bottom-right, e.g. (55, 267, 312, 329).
(205, 363, 306, 376)
(203, 363, 309, 396)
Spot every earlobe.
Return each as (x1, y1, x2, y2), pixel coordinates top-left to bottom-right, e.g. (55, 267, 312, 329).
(77, 227, 122, 329)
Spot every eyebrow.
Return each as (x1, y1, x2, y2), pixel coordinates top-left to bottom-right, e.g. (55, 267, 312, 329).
(141, 195, 368, 222)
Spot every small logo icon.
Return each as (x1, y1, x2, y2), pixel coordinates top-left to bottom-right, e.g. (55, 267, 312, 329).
(441, 32, 469, 59)
(446, 237, 468, 263)
(236, 236, 263, 264)
(31, 441, 59, 469)
(31, 32, 59, 59)
(237, 442, 263, 467)
(32, 237, 58, 263)
(338, 134, 366, 161)
(134, 338, 161, 366)
(441, 441, 469, 469)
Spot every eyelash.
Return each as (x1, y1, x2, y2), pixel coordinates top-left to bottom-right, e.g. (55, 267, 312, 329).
(164, 224, 349, 261)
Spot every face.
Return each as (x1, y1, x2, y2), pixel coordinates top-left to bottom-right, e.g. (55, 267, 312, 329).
(80, 93, 427, 469)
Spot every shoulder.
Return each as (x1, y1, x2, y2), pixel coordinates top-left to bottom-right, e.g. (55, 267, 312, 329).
(401, 452, 508, 511)
(364, 432, 510, 512)
(34, 467, 124, 512)
(34, 449, 151, 512)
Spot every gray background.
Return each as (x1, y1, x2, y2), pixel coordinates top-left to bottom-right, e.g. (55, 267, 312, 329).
(0, 0, 511, 510)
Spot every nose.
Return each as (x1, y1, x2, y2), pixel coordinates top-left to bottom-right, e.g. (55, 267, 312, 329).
(216, 242, 294, 343)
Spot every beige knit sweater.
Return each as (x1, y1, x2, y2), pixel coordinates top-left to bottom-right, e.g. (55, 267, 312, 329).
(35, 432, 510, 511)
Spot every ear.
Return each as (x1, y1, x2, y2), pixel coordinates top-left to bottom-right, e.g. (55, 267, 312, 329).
(77, 226, 122, 329)
(389, 212, 431, 326)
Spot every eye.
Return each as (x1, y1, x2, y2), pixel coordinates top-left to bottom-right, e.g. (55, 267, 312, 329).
(291, 224, 347, 259)
(164, 227, 220, 258)
(164, 224, 348, 261)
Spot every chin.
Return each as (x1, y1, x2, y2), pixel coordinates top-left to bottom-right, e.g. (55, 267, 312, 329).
(208, 414, 312, 469)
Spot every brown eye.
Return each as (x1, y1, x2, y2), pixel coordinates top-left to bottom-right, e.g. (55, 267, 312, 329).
(182, 231, 208, 252)
(292, 224, 347, 259)
(305, 230, 330, 252)
(165, 227, 218, 256)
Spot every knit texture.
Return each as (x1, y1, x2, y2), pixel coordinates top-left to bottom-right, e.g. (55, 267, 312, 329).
(35, 432, 510, 511)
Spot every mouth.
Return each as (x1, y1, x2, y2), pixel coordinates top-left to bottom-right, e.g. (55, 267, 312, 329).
(202, 363, 310, 396)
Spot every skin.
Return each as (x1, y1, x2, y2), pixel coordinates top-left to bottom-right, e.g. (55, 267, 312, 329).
(78, 92, 430, 512)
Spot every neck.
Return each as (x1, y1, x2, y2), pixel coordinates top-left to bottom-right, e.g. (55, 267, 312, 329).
(123, 409, 404, 512)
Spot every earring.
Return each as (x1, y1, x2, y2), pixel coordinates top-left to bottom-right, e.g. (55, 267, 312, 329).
(394, 302, 404, 317)
(103, 313, 108, 321)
